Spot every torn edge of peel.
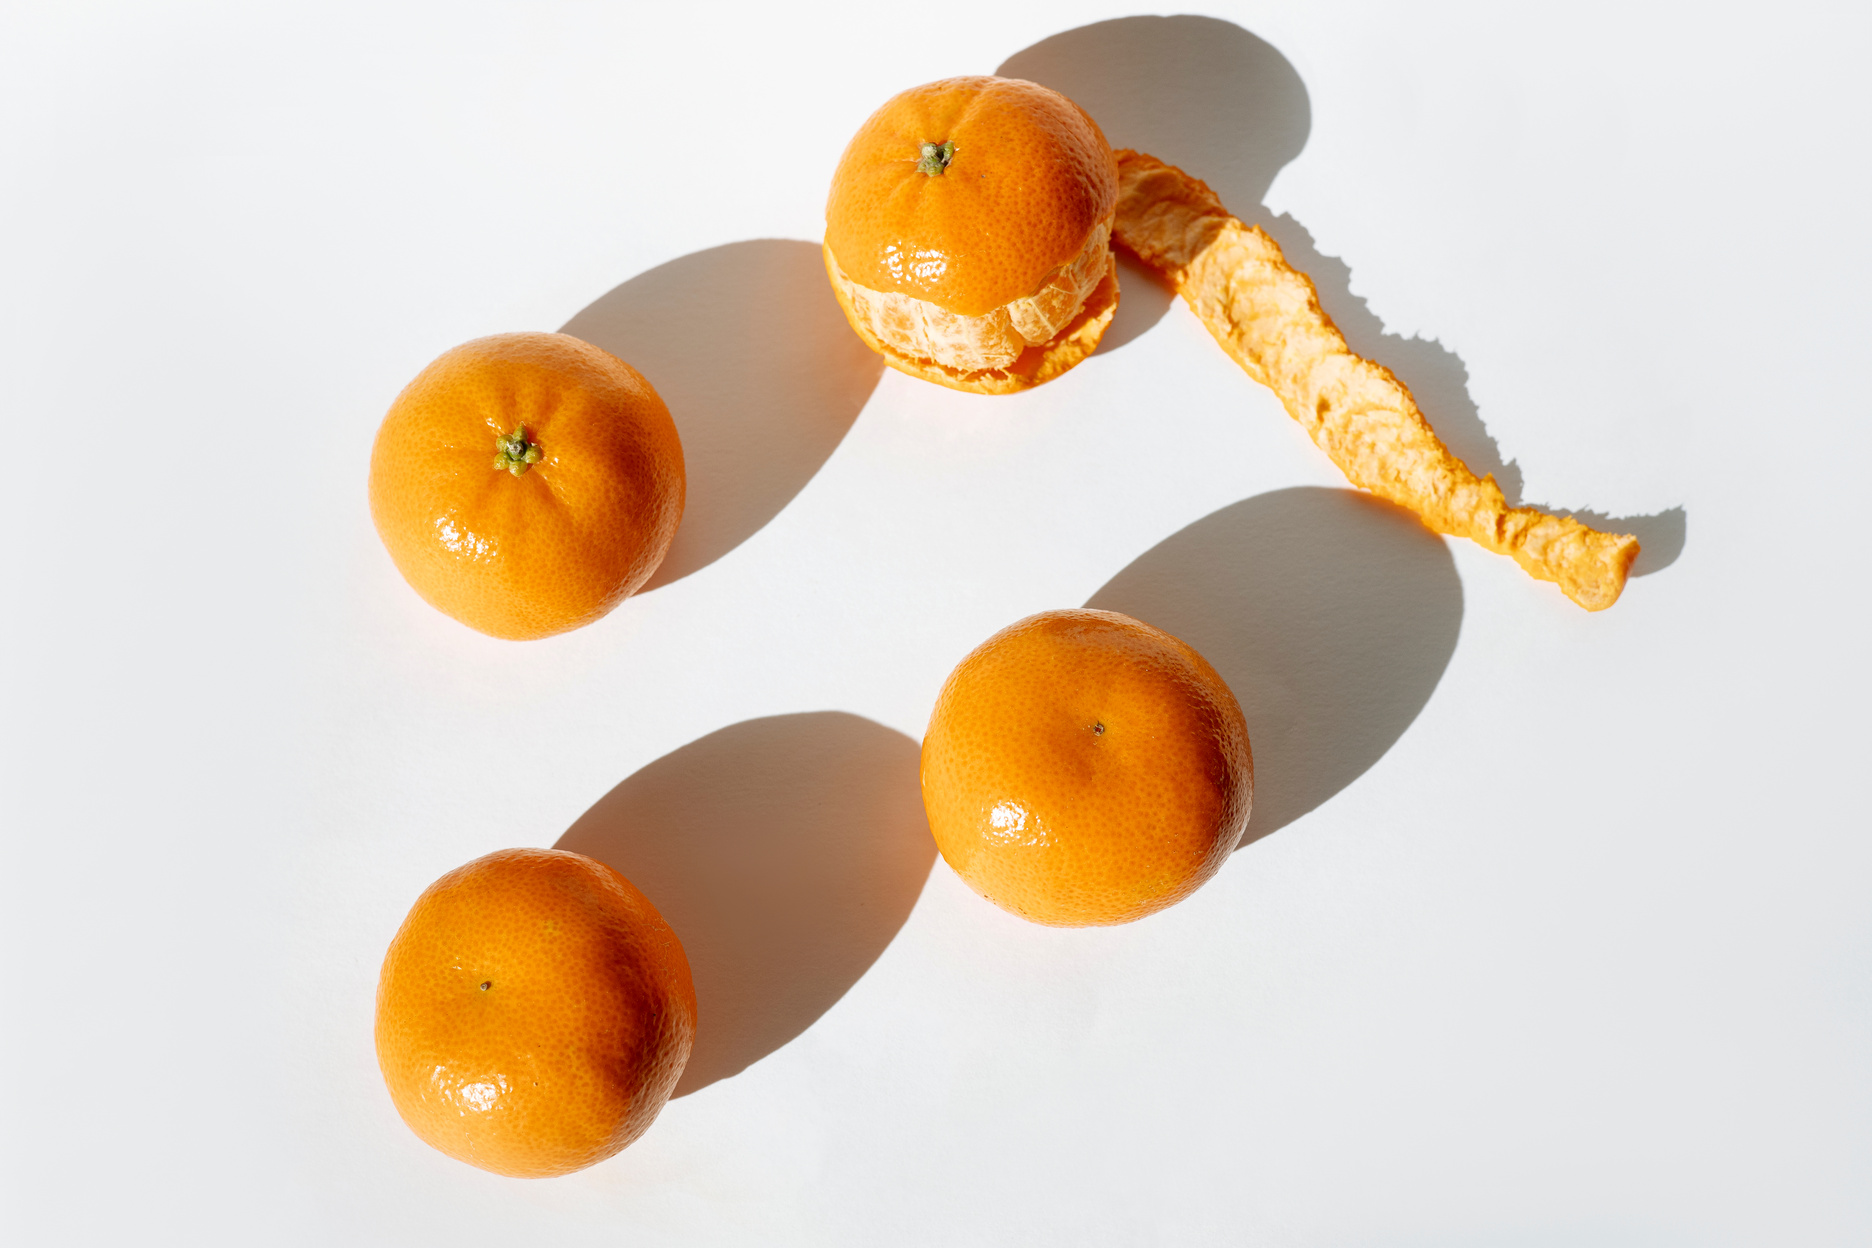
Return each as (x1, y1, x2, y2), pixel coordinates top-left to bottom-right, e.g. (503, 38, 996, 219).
(1110, 148, 1638, 611)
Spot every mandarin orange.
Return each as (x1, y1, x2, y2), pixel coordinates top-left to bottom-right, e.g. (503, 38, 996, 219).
(823, 76, 1120, 393)
(374, 848, 697, 1178)
(368, 332, 684, 640)
(921, 609, 1252, 926)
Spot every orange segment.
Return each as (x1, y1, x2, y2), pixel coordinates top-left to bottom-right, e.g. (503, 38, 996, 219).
(827, 220, 1113, 373)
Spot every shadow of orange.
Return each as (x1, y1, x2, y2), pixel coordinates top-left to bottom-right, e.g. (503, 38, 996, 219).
(1087, 488, 1463, 844)
(561, 240, 883, 591)
(556, 712, 933, 1095)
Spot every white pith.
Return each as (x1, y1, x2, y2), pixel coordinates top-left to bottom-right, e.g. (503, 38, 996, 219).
(828, 217, 1113, 372)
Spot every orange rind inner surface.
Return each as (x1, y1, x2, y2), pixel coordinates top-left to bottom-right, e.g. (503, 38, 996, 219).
(1111, 150, 1639, 610)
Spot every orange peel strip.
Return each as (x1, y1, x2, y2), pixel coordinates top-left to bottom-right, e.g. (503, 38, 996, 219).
(1112, 149, 1638, 611)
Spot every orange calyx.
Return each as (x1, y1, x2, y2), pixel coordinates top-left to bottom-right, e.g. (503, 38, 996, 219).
(492, 425, 543, 476)
(916, 140, 956, 176)
(367, 331, 686, 640)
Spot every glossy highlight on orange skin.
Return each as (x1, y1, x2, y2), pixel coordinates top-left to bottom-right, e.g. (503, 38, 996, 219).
(825, 76, 1118, 318)
(374, 848, 697, 1178)
(921, 609, 1253, 927)
(368, 332, 685, 640)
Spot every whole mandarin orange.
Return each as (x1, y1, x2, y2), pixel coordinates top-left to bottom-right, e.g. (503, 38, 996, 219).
(824, 76, 1120, 394)
(921, 609, 1253, 926)
(374, 848, 697, 1178)
(368, 332, 685, 640)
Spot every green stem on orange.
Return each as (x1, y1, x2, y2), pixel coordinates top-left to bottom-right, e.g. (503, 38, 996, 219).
(493, 425, 543, 476)
(917, 140, 956, 176)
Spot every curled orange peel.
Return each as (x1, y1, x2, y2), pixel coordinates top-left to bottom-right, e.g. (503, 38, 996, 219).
(1112, 149, 1638, 611)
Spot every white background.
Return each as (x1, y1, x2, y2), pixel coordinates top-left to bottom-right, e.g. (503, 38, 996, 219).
(5, 2, 1869, 1244)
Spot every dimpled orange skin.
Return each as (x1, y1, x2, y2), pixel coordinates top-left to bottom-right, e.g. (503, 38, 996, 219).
(368, 332, 685, 640)
(825, 76, 1118, 317)
(374, 848, 697, 1178)
(921, 610, 1253, 927)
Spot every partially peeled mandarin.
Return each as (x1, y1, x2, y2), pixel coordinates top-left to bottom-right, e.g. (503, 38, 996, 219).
(824, 76, 1121, 394)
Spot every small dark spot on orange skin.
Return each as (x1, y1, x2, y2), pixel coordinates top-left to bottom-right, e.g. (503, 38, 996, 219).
(1091, 722, 1106, 736)
(479, 982, 492, 991)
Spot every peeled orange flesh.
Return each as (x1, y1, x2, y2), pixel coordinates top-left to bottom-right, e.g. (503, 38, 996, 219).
(825, 221, 1112, 373)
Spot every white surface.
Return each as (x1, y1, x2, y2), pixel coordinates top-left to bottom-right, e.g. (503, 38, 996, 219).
(4, 1, 1869, 1244)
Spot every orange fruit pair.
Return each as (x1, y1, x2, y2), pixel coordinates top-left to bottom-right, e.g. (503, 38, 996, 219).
(824, 76, 1120, 393)
(824, 82, 1252, 919)
(369, 332, 685, 640)
(376, 606, 1249, 1180)
(370, 77, 1113, 644)
(375, 848, 696, 1178)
